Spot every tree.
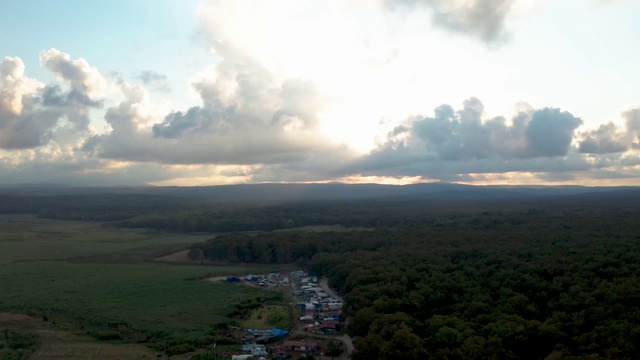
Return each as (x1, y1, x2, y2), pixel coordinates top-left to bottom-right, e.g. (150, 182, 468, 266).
(325, 338, 344, 360)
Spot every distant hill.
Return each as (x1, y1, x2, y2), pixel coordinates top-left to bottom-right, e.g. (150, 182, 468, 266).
(0, 182, 638, 206)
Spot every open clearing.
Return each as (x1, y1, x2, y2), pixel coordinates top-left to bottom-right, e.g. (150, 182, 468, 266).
(0, 312, 196, 360)
(239, 305, 291, 330)
(0, 214, 292, 353)
(0, 214, 214, 264)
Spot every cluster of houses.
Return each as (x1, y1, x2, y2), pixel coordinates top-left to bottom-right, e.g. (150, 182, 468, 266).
(224, 270, 344, 359)
(226, 272, 291, 290)
(292, 272, 344, 335)
(239, 328, 320, 359)
(270, 340, 320, 359)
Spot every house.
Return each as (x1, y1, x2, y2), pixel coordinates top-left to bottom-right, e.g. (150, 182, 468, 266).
(241, 343, 257, 352)
(231, 355, 253, 360)
(323, 312, 341, 321)
(270, 345, 288, 359)
(299, 315, 314, 323)
(320, 319, 339, 333)
(252, 345, 267, 357)
(282, 341, 319, 352)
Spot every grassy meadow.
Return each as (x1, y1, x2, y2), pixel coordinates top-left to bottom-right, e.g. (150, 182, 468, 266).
(239, 305, 291, 330)
(0, 214, 213, 264)
(0, 214, 294, 352)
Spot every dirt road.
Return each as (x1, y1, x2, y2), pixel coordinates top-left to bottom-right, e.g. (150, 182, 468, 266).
(319, 277, 354, 355)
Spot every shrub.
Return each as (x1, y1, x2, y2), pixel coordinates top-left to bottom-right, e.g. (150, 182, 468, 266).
(166, 343, 196, 355)
(95, 330, 122, 341)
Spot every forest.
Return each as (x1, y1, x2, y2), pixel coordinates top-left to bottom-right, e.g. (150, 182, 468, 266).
(2, 184, 640, 358)
(189, 198, 640, 359)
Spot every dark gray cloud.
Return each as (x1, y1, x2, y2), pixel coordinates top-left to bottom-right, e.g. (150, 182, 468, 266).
(388, 0, 515, 43)
(138, 70, 171, 92)
(343, 98, 587, 180)
(578, 122, 628, 154)
(152, 106, 228, 139)
(525, 108, 583, 157)
(139, 70, 167, 83)
(577, 107, 640, 154)
(399, 97, 581, 160)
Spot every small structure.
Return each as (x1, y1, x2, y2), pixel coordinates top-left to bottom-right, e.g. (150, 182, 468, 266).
(270, 345, 288, 359)
(252, 345, 267, 357)
(283, 340, 319, 352)
(320, 319, 339, 334)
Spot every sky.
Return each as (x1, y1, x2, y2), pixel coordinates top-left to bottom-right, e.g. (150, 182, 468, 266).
(1, 0, 639, 187)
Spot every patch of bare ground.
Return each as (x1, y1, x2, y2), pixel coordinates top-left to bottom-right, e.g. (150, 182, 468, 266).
(154, 249, 192, 263)
(0, 312, 32, 322)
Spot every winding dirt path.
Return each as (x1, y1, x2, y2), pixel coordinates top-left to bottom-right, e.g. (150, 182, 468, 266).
(319, 277, 353, 355)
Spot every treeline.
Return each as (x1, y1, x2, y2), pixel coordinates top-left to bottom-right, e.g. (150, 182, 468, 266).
(112, 201, 447, 232)
(0, 193, 457, 232)
(0, 194, 188, 221)
(190, 230, 394, 264)
(190, 207, 640, 359)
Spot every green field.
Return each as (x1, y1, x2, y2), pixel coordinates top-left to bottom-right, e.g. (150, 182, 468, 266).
(0, 214, 214, 264)
(239, 305, 291, 330)
(0, 214, 294, 349)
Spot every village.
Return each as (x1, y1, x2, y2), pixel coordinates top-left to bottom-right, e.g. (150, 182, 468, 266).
(217, 270, 349, 360)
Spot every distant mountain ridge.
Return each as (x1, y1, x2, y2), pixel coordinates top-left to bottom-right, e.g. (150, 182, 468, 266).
(0, 182, 638, 206)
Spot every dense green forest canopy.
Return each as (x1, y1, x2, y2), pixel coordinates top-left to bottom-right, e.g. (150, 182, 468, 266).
(190, 200, 640, 359)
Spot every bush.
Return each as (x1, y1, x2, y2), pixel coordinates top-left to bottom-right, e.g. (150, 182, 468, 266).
(4, 331, 38, 349)
(166, 343, 196, 355)
(214, 336, 237, 345)
(95, 330, 122, 341)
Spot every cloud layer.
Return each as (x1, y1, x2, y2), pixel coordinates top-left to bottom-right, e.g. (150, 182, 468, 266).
(1, 0, 640, 186)
(389, 0, 516, 43)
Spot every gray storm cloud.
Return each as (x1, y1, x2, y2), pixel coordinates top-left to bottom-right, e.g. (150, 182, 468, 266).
(578, 107, 640, 154)
(578, 122, 628, 154)
(388, 0, 515, 43)
(138, 70, 171, 93)
(346, 98, 586, 179)
(402, 97, 581, 160)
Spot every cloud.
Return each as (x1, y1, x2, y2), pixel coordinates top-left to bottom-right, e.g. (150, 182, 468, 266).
(388, 0, 516, 43)
(577, 107, 640, 154)
(624, 108, 640, 148)
(138, 70, 171, 93)
(2, 2, 639, 186)
(525, 108, 583, 157)
(90, 69, 336, 166)
(40, 48, 107, 99)
(0, 51, 106, 150)
(345, 98, 587, 179)
(83, 4, 339, 167)
(578, 122, 628, 154)
(400, 97, 581, 160)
